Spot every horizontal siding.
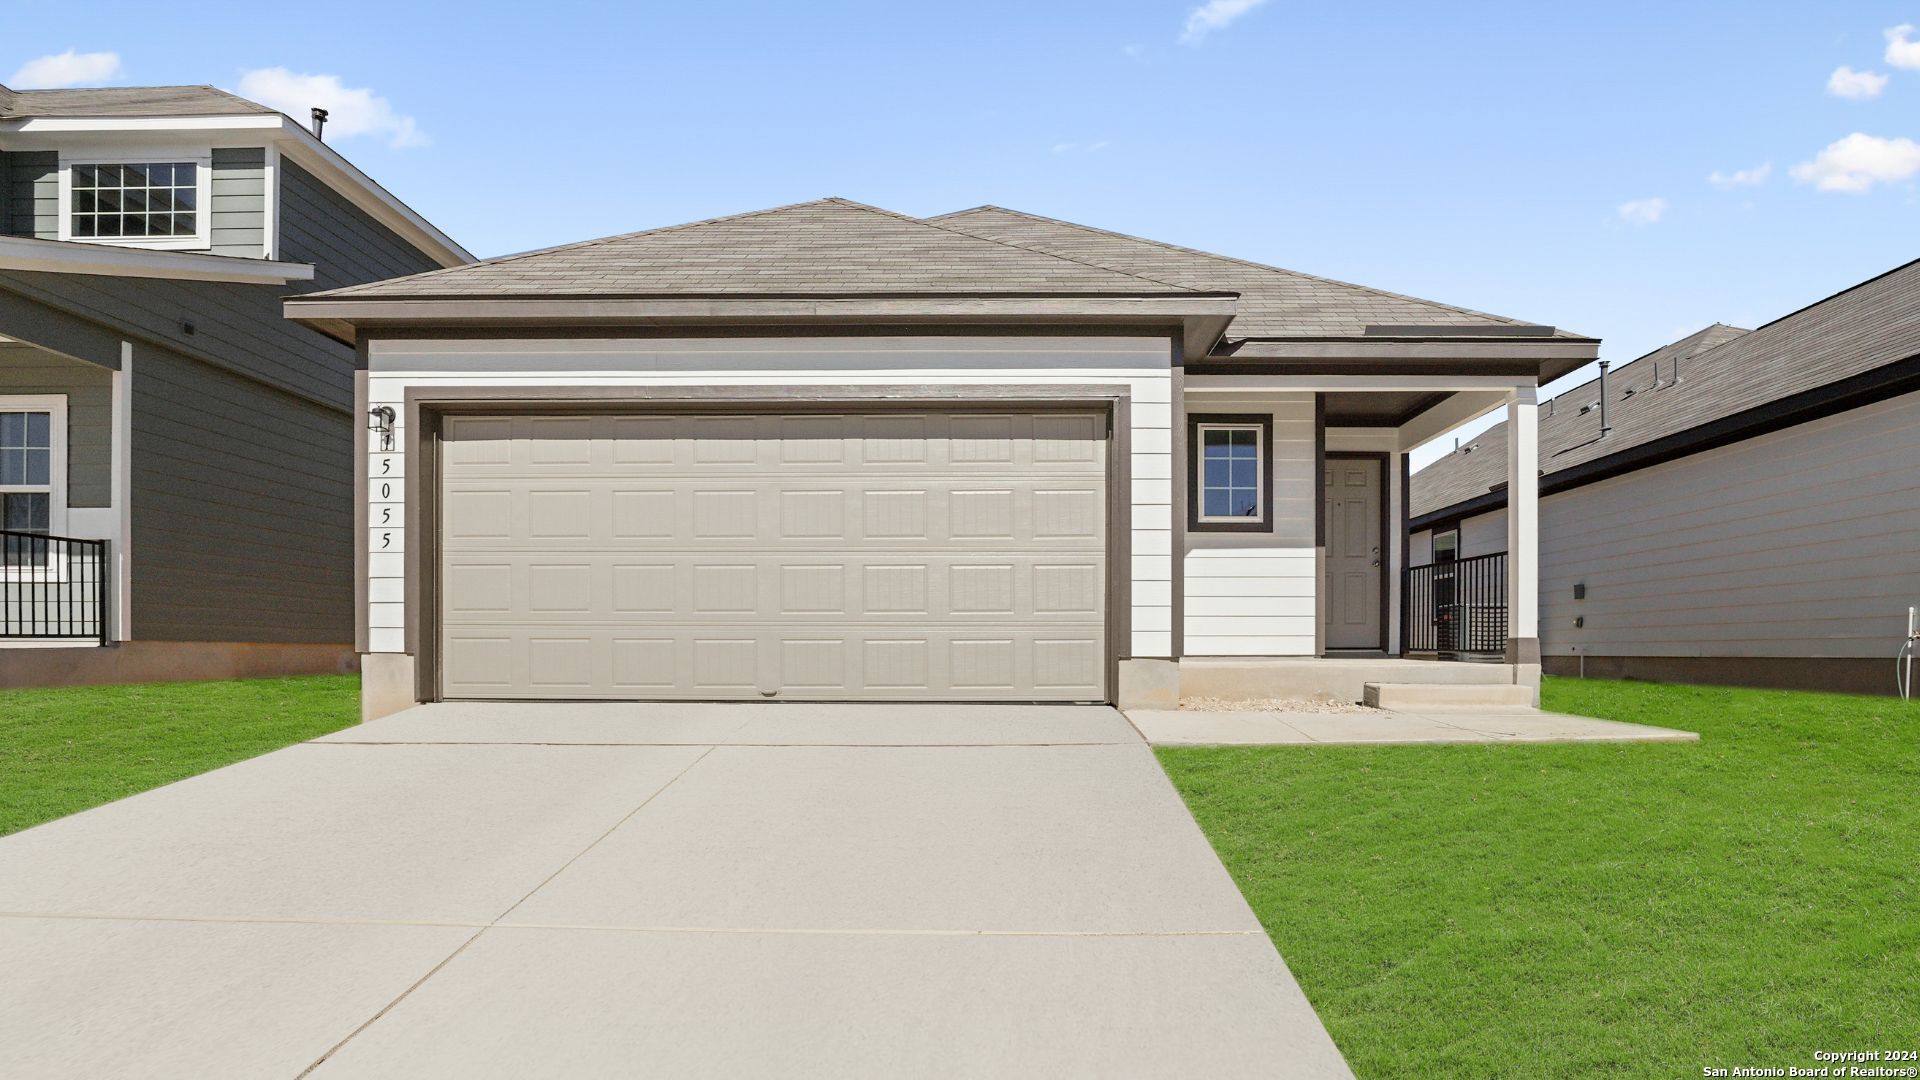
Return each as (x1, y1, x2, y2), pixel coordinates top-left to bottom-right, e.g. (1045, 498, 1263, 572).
(209, 147, 266, 257)
(0, 270, 354, 409)
(366, 336, 1176, 659)
(2, 150, 56, 239)
(277, 158, 443, 292)
(1459, 509, 1507, 558)
(0, 342, 112, 507)
(130, 344, 352, 644)
(1183, 394, 1316, 656)
(1540, 390, 1920, 660)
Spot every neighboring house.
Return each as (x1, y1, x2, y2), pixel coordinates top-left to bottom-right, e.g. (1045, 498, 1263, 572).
(1409, 260, 1920, 694)
(0, 81, 469, 686)
(283, 198, 1597, 719)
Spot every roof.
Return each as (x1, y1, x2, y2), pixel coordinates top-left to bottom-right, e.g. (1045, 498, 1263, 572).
(0, 82, 273, 119)
(928, 205, 1583, 341)
(311, 198, 1211, 300)
(1411, 257, 1920, 521)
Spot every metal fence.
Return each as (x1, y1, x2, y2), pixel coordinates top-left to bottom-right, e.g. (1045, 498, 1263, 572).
(1403, 551, 1506, 656)
(1, 530, 110, 644)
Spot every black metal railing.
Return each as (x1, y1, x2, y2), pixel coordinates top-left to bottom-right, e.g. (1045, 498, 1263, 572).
(1, 530, 110, 644)
(1404, 551, 1506, 656)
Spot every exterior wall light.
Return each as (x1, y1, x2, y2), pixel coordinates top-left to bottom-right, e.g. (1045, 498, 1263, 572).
(368, 405, 396, 452)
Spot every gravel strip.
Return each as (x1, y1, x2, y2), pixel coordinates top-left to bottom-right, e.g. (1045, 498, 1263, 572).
(1180, 696, 1382, 714)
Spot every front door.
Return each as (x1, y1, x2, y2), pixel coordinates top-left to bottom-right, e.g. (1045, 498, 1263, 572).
(1323, 456, 1383, 650)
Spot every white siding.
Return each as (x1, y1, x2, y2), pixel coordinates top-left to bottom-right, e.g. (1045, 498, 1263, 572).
(1460, 509, 1508, 558)
(1182, 393, 1317, 655)
(363, 336, 1176, 659)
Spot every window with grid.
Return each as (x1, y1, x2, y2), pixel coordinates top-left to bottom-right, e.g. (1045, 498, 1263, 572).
(1, 411, 52, 566)
(1198, 424, 1262, 521)
(70, 163, 198, 239)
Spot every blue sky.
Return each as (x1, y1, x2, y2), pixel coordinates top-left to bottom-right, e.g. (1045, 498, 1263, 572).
(9, 1, 1918, 467)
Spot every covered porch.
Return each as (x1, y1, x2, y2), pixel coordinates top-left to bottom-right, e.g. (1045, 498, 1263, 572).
(1162, 351, 1574, 708)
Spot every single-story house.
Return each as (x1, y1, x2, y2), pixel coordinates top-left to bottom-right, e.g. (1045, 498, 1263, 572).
(0, 81, 468, 686)
(1408, 258, 1920, 694)
(283, 198, 1599, 719)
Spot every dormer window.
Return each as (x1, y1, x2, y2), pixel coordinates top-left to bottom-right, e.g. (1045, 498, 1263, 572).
(59, 155, 212, 250)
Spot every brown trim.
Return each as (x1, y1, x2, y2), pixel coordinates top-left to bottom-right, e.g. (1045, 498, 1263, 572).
(1323, 451, 1391, 652)
(1542, 653, 1905, 696)
(1190, 358, 1572, 379)
(1411, 352, 1920, 532)
(352, 370, 369, 654)
(1168, 333, 1186, 659)
(401, 384, 1133, 705)
(1186, 412, 1275, 533)
(1397, 451, 1410, 655)
(363, 323, 1195, 343)
(1312, 394, 1325, 657)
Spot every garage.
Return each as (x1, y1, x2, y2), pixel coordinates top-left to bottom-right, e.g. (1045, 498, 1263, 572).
(434, 409, 1111, 702)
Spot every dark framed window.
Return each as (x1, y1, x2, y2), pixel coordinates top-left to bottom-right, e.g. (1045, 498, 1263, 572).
(1187, 413, 1273, 533)
(70, 162, 199, 240)
(1433, 529, 1459, 563)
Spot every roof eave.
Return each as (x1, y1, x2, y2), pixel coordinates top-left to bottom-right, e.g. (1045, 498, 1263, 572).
(1205, 336, 1600, 381)
(283, 293, 1239, 352)
(0, 235, 314, 284)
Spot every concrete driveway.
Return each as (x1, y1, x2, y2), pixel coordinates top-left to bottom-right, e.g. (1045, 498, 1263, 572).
(0, 703, 1352, 1079)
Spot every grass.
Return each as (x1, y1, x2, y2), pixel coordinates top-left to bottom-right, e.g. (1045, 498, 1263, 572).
(1156, 678, 1919, 1078)
(0, 675, 358, 837)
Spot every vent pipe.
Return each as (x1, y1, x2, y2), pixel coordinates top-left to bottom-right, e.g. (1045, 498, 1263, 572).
(1597, 360, 1612, 437)
(310, 107, 329, 140)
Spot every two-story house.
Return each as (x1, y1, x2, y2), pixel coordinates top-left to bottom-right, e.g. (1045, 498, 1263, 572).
(0, 81, 468, 686)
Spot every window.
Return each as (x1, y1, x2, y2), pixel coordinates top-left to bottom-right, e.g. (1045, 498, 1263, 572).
(1433, 529, 1459, 563)
(70, 162, 198, 240)
(1189, 415, 1272, 531)
(1, 409, 54, 567)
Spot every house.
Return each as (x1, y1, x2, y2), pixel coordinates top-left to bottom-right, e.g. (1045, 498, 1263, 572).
(0, 81, 469, 686)
(1408, 259, 1920, 694)
(283, 199, 1598, 720)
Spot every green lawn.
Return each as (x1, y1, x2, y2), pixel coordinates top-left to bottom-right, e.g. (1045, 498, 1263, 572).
(0, 675, 358, 837)
(1157, 678, 1919, 1078)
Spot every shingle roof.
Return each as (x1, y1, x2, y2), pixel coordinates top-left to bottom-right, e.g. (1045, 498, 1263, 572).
(311, 198, 1211, 300)
(0, 82, 273, 118)
(927, 205, 1579, 340)
(1411, 257, 1920, 520)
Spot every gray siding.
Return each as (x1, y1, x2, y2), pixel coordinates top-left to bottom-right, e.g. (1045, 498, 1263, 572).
(0, 341, 112, 507)
(130, 342, 351, 643)
(0, 151, 10, 234)
(0, 270, 353, 408)
(1413, 391, 1920, 663)
(3, 150, 57, 239)
(209, 147, 266, 257)
(277, 158, 443, 290)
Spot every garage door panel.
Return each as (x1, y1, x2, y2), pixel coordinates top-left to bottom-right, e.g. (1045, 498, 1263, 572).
(439, 411, 1107, 701)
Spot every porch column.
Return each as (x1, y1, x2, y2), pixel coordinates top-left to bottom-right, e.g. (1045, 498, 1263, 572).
(1504, 387, 1539, 667)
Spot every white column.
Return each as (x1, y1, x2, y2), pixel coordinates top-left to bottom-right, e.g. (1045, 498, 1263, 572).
(111, 341, 134, 642)
(1505, 387, 1539, 664)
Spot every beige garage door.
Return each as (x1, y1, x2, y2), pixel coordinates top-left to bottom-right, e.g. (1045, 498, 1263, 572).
(437, 411, 1109, 701)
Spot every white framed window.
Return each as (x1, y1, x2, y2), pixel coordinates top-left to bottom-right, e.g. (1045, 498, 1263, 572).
(1194, 419, 1268, 526)
(0, 396, 67, 571)
(57, 153, 212, 251)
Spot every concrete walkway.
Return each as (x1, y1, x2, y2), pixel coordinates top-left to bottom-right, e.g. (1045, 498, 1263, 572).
(0, 703, 1352, 1079)
(1129, 706, 1699, 746)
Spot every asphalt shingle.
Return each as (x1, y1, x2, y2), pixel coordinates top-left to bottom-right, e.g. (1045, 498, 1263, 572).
(0, 83, 273, 118)
(1411, 259, 1920, 519)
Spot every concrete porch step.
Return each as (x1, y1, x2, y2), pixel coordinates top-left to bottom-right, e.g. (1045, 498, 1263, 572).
(1363, 682, 1535, 709)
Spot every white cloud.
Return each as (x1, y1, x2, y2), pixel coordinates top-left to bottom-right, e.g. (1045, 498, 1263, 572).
(1885, 24, 1920, 69)
(1616, 197, 1668, 225)
(1791, 132, 1920, 192)
(1180, 0, 1270, 44)
(9, 50, 123, 89)
(1828, 65, 1889, 99)
(1707, 162, 1772, 188)
(232, 67, 426, 147)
